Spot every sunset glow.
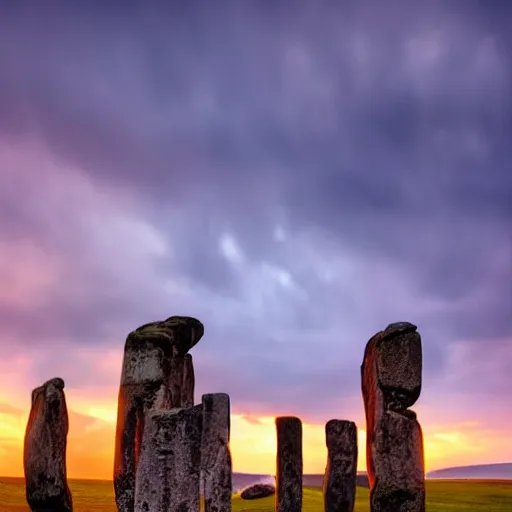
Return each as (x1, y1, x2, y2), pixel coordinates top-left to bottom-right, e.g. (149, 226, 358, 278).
(0, 398, 510, 480)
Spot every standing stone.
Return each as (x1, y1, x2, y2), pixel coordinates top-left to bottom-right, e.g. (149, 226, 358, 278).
(134, 405, 203, 512)
(114, 316, 204, 512)
(361, 322, 425, 512)
(201, 393, 232, 512)
(323, 419, 358, 512)
(275, 416, 303, 512)
(24, 377, 72, 512)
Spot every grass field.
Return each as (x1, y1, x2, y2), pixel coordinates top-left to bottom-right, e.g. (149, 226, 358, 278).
(0, 478, 511, 511)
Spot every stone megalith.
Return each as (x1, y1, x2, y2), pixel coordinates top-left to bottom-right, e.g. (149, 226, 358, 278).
(114, 316, 204, 512)
(134, 405, 203, 512)
(240, 483, 275, 500)
(323, 419, 358, 512)
(24, 377, 72, 512)
(201, 393, 233, 512)
(275, 416, 303, 512)
(361, 322, 425, 512)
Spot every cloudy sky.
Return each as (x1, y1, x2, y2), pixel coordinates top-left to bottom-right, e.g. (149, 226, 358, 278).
(0, 0, 511, 479)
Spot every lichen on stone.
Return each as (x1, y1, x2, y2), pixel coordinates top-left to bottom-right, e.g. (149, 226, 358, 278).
(128, 316, 204, 356)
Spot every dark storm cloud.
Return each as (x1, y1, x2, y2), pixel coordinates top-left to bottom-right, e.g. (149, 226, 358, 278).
(0, 0, 511, 419)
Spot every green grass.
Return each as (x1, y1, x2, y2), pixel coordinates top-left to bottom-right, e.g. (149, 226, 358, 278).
(0, 478, 510, 511)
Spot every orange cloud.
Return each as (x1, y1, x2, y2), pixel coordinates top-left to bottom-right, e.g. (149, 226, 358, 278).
(0, 391, 511, 480)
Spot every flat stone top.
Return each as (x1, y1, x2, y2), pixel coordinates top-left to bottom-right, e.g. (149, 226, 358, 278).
(146, 404, 203, 429)
(325, 419, 356, 429)
(275, 416, 302, 426)
(127, 315, 204, 356)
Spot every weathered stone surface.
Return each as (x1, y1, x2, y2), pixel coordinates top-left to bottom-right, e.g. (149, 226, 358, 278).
(130, 315, 204, 356)
(134, 405, 203, 512)
(240, 483, 276, 500)
(114, 316, 203, 512)
(182, 354, 195, 407)
(169, 353, 195, 409)
(201, 393, 232, 512)
(372, 412, 425, 511)
(24, 377, 72, 512)
(323, 419, 358, 512)
(275, 416, 303, 512)
(361, 321, 425, 512)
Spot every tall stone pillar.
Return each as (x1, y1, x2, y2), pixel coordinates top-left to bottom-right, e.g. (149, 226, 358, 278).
(113, 316, 204, 512)
(361, 322, 425, 512)
(275, 416, 303, 512)
(134, 405, 203, 512)
(24, 377, 72, 512)
(323, 419, 358, 512)
(201, 393, 232, 512)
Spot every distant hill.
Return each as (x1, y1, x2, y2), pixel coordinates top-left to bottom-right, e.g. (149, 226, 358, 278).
(232, 472, 369, 492)
(234, 464, 512, 492)
(427, 463, 512, 480)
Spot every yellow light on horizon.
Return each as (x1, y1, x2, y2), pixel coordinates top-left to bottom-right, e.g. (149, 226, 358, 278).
(0, 401, 510, 479)
(79, 407, 117, 424)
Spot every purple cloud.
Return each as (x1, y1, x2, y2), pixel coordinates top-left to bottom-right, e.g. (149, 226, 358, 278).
(0, 0, 510, 424)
